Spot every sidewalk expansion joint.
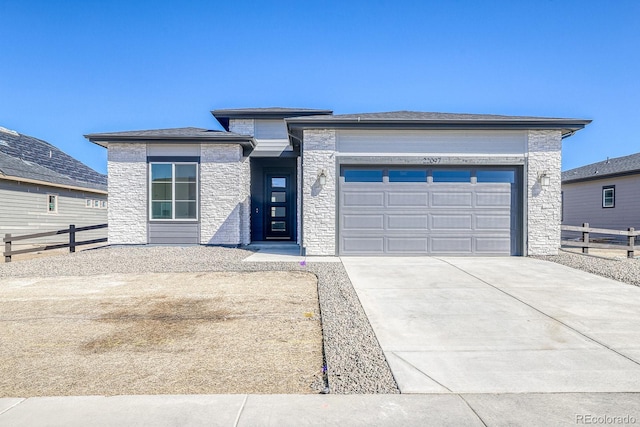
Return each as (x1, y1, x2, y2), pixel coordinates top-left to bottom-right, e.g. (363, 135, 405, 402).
(233, 394, 249, 427)
(0, 398, 26, 416)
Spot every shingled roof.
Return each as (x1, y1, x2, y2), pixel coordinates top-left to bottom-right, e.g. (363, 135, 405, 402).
(0, 126, 107, 192)
(562, 152, 640, 183)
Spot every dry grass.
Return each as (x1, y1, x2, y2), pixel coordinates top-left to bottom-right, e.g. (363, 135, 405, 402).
(0, 271, 323, 397)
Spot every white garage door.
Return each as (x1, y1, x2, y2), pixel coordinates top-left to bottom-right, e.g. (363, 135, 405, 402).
(339, 167, 520, 255)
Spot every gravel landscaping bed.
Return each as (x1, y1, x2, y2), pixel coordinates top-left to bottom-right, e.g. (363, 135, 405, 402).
(533, 249, 640, 287)
(0, 246, 399, 394)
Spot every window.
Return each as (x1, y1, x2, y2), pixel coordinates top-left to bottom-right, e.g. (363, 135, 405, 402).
(476, 170, 515, 183)
(101, 200, 107, 209)
(47, 194, 58, 213)
(86, 199, 92, 208)
(389, 170, 427, 182)
(602, 186, 615, 208)
(150, 163, 198, 220)
(433, 170, 471, 183)
(344, 169, 383, 182)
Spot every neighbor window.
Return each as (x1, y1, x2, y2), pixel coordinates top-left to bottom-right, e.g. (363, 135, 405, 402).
(47, 194, 58, 213)
(602, 186, 615, 208)
(150, 163, 198, 220)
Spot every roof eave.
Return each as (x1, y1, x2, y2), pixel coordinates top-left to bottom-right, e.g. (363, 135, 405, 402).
(562, 169, 640, 184)
(0, 174, 108, 194)
(211, 109, 333, 120)
(85, 135, 257, 149)
(285, 119, 591, 136)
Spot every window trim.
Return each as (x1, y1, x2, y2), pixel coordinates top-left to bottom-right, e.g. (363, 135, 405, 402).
(47, 194, 58, 214)
(149, 162, 199, 221)
(602, 185, 615, 208)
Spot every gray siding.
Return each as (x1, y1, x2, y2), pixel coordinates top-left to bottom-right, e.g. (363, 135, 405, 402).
(336, 130, 527, 155)
(562, 174, 640, 231)
(0, 179, 107, 246)
(148, 222, 199, 244)
(254, 120, 288, 139)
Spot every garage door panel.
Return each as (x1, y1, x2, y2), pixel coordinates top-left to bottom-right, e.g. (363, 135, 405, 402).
(387, 215, 429, 230)
(431, 192, 473, 207)
(343, 192, 385, 207)
(475, 192, 511, 207)
(475, 214, 512, 230)
(342, 237, 385, 253)
(387, 193, 429, 207)
(343, 214, 384, 230)
(475, 237, 512, 253)
(431, 214, 473, 230)
(431, 237, 473, 253)
(387, 237, 428, 252)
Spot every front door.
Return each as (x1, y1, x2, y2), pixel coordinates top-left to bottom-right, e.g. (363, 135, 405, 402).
(265, 172, 294, 240)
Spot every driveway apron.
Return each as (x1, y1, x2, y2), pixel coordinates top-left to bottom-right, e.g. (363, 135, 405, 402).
(341, 256, 640, 393)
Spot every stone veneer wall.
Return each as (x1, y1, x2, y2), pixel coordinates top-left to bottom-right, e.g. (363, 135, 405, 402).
(229, 119, 254, 136)
(527, 130, 562, 255)
(107, 143, 148, 244)
(200, 144, 250, 245)
(302, 129, 336, 255)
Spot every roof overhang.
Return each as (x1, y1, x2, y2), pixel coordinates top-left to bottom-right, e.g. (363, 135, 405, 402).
(562, 169, 640, 185)
(285, 118, 592, 138)
(85, 131, 256, 155)
(211, 108, 333, 131)
(0, 174, 108, 194)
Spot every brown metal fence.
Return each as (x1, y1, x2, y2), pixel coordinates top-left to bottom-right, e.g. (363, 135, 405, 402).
(3, 224, 107, 262)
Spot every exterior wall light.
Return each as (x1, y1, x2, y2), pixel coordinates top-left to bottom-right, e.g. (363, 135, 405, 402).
(318, 170, 327, 186)
(538, 172, 551, 187)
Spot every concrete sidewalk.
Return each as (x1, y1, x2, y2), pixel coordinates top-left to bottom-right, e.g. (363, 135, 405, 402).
(1, 393, 639, 426)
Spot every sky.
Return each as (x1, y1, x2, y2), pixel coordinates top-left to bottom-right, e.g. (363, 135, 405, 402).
(1, 0, 638, 175)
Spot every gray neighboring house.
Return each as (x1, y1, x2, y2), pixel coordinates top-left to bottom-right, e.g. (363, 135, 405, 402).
(562, 152, 640, 231)
(0, 126, 107, 244)
(85, 108, 590, 256)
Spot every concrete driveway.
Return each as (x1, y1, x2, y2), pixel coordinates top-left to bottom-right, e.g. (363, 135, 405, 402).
(341, 257, 640, 394)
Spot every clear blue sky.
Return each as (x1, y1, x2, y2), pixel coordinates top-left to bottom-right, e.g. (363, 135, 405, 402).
(1, 0, 638, 175)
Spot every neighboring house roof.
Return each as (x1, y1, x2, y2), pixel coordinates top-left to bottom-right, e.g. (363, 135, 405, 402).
(286, 111, 591, 137)
(212, 107, 333, 131)
(85, 127, 256, 151)
(562, 152, 640, 184)
(0, 126, 107, 193)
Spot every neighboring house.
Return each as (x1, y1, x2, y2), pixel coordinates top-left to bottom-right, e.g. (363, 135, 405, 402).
(85, 108, 589, 256)
(562, 152, 640, 231)
(0, 126, 107, 244)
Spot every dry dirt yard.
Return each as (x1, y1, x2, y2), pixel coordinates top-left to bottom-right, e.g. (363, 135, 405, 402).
(0, 271, 323, 397)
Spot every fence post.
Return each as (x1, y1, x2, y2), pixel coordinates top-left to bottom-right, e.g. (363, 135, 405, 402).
(582, 222, 589, 254)
(69, 225, 76, 253)
(4, 234, 11, 263)
(628, 228, 635, 259)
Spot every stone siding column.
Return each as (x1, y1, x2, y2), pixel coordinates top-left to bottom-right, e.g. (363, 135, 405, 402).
(527, 130, 562, 255)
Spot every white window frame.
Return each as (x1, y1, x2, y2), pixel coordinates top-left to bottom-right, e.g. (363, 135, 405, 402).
(602, 186, 615, 208)
(149, 162, 199, 221)
(47, 194, 58, 213)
